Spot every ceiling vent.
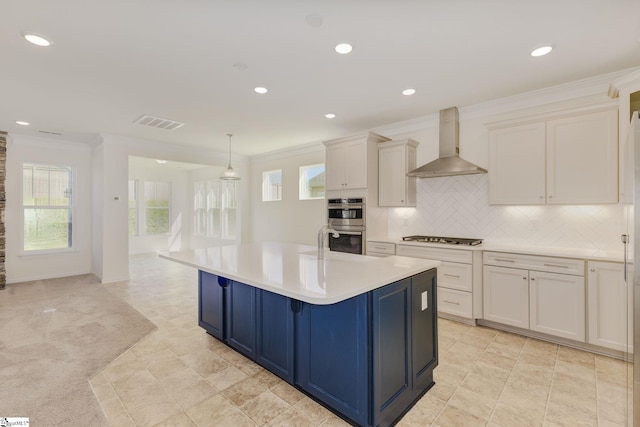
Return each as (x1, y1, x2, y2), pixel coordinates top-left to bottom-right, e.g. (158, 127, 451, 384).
(133, 114, 185, 130)
(38, 130, 63, 136)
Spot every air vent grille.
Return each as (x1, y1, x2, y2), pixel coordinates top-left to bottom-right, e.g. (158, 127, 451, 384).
(133, 115, 185, 130)
(38, 130, 63, 135)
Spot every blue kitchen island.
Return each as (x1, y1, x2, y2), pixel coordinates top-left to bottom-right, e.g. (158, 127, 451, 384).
(161, 242, 440, 427)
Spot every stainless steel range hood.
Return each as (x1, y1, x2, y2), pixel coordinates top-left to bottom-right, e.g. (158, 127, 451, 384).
(407, 107, 487, 178)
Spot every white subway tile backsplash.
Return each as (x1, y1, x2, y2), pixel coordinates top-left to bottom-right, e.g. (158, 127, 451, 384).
(388, 174, 623, 251)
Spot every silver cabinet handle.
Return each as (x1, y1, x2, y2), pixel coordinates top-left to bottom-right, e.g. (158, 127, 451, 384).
(495, 258, 515, 263)
(544, 263, 569, 269)
(443, 300, 460, 305)
(443, 273, 460, 278)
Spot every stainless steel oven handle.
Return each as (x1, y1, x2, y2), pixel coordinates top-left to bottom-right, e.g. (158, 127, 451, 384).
(333, 231, 363, 235)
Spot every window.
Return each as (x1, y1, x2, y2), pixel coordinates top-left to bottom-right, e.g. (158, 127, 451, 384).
(299, 164, 325, 200)
(262, 169, 282, 201)
(22, 163, 73, 252)
(144, 182, 170, 234)
(193, 179, 237, 239)
(128, 180, 171, 236)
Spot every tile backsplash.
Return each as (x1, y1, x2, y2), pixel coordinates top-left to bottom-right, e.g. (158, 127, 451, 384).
(387, 174, 624, 252)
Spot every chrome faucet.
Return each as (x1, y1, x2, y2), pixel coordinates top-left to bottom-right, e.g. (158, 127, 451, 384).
(317, 225, 340, 259)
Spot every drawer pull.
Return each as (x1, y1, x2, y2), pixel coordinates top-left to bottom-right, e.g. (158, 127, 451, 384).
(443, 300, 460, 305)
(495, 258, 515, 263)
(443, 273, 460, 278)
(543, 263, 569, 269)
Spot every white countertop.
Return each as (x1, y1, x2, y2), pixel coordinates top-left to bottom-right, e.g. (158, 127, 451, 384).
(160, 242, 440, 305)
(369, 238, 624, 262)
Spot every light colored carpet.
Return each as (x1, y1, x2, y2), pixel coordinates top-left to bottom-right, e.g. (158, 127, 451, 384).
(0, 274, 156, 426)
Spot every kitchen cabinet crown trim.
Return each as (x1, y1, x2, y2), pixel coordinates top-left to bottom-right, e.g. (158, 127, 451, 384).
(485, 100, 617, 130)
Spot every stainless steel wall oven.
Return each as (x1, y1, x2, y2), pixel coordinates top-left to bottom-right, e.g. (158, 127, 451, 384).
(327, 198, 365, 254)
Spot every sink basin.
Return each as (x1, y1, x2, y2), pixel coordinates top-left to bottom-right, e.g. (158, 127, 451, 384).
(300, 250, 376, 263)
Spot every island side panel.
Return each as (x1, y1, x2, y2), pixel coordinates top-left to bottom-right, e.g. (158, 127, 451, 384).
(295, 294, 370, 427)
(372, 278, 413, 426)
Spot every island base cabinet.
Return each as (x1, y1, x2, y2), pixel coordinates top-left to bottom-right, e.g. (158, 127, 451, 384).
(199, 269, 438, 427)
(198, 271, 225, 340)
(225, 281, 257, 359)
(295, 294, 370, 427)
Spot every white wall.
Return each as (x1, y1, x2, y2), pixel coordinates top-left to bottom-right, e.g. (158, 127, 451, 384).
(6, 135, 93, 283)
(249, 143, 326, 245)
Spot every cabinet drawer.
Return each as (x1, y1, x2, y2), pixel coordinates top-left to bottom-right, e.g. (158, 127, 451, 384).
(367, 241, 395, 256)
(438, 262, 472, 292)
(483, 251, 584, 276)
(396, 244, 472, 264)
(437, 287, 472, 318)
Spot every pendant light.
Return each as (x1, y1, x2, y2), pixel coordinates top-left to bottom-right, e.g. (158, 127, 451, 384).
(220, 133, 241, 180)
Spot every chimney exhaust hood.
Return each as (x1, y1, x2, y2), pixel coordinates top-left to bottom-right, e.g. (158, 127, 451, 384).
(407, 107, 487, 178)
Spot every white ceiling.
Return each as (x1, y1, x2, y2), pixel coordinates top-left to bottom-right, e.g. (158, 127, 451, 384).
(2, 0, 640, 156)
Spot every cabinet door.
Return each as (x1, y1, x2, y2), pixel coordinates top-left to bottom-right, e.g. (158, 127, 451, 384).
(587, 262, 632, 352)
(325, 144, 347, 190)
(295, 295, 369, 427)
(378, 145, 405, 206)
(345, 139, 367, 189)
(546, 109, 618, 204)
(199, 271, 225, 340)
(483, 265, 530, 328)
(256, 290, 295, 382)
(372, 278, 412, 426)
(225, 281, 256, 359)
(488, 123, 546, 204)
(529, 271, 585, 341)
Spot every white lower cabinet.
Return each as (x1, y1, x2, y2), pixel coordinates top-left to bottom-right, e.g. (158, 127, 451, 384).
(587, 261, 632, 352)
(397, 244, 481, 320)
(483, 265, 529, 329)
(529, 270, 585, 341)
(483, 252, 585, 342)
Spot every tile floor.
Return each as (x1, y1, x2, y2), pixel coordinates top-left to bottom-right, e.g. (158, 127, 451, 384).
(89, 254, 632, 426)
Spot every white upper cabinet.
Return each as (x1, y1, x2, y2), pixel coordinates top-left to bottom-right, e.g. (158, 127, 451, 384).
(324, 133, 390, 191)
(489, 122, 546, 204)
(546, 110, 618, 204)
(378, 139, 418, 207)
(488, 107, 618, 205)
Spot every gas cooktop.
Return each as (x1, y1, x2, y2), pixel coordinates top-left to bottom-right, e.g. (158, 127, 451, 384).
(402, 235, 483, 246)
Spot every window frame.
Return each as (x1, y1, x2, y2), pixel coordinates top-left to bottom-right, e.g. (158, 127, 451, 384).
(299, 163, 325, 200)
(21, 162, 76, 255)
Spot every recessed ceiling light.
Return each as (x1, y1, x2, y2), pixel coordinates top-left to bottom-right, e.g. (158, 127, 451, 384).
(325, 113, 336, 119)
(23, 33, 52, 47)
(530, 46, 553, 57)
(16, 120, 30, 126)
(156, 159, 167, 164)
(335, 42, 353, 54)
(402, 89, 416, 96)
(254, 86, 268, 94)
